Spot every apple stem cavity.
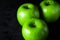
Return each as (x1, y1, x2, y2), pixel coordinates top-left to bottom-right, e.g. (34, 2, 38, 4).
(23, 6, 29, 9)
(29, 22, 36, 28)
(45, 2, 50, 6)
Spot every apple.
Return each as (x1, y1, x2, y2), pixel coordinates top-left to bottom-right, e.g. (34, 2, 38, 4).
(22, 18, 49, 40)
(44, 0, 54, 1)
(17, 3, 40, 26)
(40, 1, 60, 22)
(59, 5, 60, 17)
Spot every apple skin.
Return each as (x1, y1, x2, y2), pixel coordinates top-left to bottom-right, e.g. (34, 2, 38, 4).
(22, 18, 49, 40)
(59, 5, 60, 17)
(44, 0, 54, 1)
(17, 3, 40, 26)
(40, 1, 60, 22)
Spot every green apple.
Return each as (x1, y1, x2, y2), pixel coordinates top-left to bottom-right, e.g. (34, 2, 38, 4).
(44, 0, 54, 1)
(17, 3, 40, 26)
(22, 18, 49, 40)
(59, 5, 60, 16)
(40, 1, 60, 22)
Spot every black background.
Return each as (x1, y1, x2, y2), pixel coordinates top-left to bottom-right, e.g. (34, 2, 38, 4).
(0, 0, 60, 40)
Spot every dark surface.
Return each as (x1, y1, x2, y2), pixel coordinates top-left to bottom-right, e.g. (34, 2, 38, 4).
(0, 0, 60, 40)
